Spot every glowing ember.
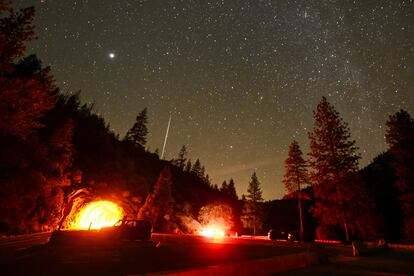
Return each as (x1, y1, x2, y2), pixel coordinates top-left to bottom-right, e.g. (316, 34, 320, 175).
(200, 225, 226, 238)
(74, 200, 123, 230)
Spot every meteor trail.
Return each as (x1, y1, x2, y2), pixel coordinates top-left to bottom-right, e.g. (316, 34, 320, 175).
(161, 114, 171, 159)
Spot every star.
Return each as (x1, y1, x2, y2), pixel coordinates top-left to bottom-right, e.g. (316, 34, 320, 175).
(108, 52, 115, 59)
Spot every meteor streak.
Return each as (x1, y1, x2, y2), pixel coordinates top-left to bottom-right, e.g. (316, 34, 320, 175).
(161, 114, 171, 159)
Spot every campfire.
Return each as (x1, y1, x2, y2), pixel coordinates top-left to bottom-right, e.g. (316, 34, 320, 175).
(72, 200, 123, 230)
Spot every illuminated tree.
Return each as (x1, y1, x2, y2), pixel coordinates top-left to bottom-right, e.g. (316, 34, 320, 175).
(0, 2, 65, 233)
(125, 107, 148, 148)
(283, 140, 308, 241)
(386, 109, 414, 241)
(0, 1, 34, 70)
(241, 172, 263, 235)
(308, 97, 368, 242)
(137, 167, 175, 231)
(0, 1, 57, 138)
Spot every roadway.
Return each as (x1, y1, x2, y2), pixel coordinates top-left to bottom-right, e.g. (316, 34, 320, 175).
(1, 232, 307, 275)
(3, 232, 413, 275)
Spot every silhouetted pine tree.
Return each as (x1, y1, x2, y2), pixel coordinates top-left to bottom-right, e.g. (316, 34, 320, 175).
(221, 179, 238, 201)
(283, 140, 308, 241)
(247, 172, 263, 202)
(221, 180, 228, 191)
(241, 172, 263, 235)
(174, 145, 187, 169)
(204, 173, 211, 186)
(125, 108, 148, 148)
(185, 159, 192, 172)
(227, 178, 238, 200)
(308, 97, 375, 241)
(192, 159, 203, 177)
(386, 109, 414, 241)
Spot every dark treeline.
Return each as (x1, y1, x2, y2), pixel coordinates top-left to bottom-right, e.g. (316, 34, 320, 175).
(360, 152, 403, 242)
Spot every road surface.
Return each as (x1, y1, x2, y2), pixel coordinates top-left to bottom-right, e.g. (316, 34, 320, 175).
(0, 232, 51, 257)
(3, 232, 413, 275)
(1, 232, 306, 275)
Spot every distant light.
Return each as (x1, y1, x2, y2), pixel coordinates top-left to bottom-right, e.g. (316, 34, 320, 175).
(200, 226, 225, 238)
(109, 53, 115, 59)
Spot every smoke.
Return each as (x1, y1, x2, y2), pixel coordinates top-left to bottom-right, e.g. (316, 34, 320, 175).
(170, 203, 234, 235)
(198, 204, 234, 233)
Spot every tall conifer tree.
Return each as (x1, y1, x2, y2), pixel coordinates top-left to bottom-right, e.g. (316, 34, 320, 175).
(241, 172, 263, 235)
(192, 159, 203, 177)
(125, 108, 148, 148)
(175, 145, 187, 169)
(308, 97, 363, 242)
(283, 140, 308, 241)
(227, 178, 238, 200)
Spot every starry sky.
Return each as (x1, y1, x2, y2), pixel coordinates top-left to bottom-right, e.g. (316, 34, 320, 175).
(15, 0, 414, 200)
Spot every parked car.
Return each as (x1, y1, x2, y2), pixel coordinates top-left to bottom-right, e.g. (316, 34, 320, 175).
(268, 229, 299, 242)
(101, 219, 152, 241)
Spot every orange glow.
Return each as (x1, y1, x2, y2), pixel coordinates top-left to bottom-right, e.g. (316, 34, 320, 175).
(200, 225, 225, 238)
(73, 200, 123, 230)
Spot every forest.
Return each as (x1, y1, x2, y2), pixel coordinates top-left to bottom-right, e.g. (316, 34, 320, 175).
(0, 1, 413, 243)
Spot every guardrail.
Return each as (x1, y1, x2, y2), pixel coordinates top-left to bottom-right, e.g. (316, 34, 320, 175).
(316, 239, 414, 251)
(314, 239, 342, 244)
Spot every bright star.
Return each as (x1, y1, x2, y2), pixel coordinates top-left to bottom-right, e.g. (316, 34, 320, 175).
(108, 52, 115, 59)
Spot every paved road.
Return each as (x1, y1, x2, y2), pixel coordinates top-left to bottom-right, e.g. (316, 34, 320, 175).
(1, 232, 305, 275)
(0, 232, 51, 257)
(2, 233, 413, 275)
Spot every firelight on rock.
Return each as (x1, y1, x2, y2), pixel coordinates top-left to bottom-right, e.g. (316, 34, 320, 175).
(74, 200, 123, 230)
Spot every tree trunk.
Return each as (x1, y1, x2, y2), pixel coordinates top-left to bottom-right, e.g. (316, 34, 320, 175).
(253, 217, 256, 236)
(298, 193, 304, 242)
(344, 222, 350, 242)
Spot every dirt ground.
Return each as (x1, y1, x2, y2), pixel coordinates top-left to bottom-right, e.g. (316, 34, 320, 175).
(279, 247, 414, 275)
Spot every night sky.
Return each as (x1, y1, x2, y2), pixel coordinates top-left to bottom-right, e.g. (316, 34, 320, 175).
(15, 0, 414, 199)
